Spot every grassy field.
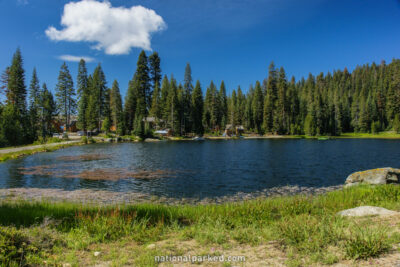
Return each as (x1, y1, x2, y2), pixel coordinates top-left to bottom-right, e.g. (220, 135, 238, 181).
(1, 185, 400, 266)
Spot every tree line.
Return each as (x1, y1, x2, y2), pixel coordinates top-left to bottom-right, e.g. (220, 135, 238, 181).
(1, 48, 400, 147)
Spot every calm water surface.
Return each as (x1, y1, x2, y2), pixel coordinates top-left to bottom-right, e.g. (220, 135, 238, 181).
(0, 139, 399, 198)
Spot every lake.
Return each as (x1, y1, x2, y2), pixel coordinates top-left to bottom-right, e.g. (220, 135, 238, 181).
(0, 139, 399, 199)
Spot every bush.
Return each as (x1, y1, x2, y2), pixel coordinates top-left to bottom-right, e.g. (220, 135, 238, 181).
(344, 226, 391, 260)
(277, 214, 345, 253)
(81, 136, 88, 144)
(0, 226, 33, 266)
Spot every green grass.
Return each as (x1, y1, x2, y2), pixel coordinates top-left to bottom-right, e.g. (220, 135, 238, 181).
(0, 142, 83, 162)
(1, 185, 400, 266)
(339, 131, 400, 139)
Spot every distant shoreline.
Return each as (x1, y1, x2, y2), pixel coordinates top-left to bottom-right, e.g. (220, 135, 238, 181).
(1, 132, 400, 162)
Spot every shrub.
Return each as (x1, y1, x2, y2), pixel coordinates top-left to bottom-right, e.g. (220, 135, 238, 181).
(344, 226, 391, 260)
(0, 226, 33, 266)
(277, 214, 345, 253)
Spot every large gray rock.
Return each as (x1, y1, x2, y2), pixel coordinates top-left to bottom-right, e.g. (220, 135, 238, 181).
(345, 167, 400, 187)
(337, 206, 399, 217)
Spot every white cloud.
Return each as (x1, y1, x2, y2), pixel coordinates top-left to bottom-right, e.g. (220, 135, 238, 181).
(46, 0, 166, 55)
(58, 55, 95, 62)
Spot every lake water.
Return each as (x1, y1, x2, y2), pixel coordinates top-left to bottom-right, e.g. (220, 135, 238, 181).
(0, 139, 399, 199)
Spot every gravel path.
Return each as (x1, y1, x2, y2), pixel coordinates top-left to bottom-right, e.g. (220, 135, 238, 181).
(0, 140, 80, 154)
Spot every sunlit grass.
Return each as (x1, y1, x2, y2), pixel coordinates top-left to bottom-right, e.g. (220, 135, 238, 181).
(1, 185, 400, 266)
(0, 142, 83, 162)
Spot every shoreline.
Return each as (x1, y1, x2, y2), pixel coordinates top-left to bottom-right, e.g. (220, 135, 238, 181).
(0, 185, 343, 205)
(1, 132, 400, 162)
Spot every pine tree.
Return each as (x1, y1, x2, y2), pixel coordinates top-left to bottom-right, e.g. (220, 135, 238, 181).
(55, 62, 76, 132)
(209, 81, 219, 130)
(135, 50, 150, 119)
(263, 62, 277, 133)
(86, 75, 97, 131)
(160, 75, 169, 124)
(236, 86, 245, 126)
(229, 89, 237, 127)
(177, 83, 185, 135)
(29, 68, 40, 110)
(39, 83, 56, 138)
(149, 52, 161, 108)
(203, 85, 212, 131)
(274, 67, 288, 134)
(183, 63, 193, 133)
(0, 67, 10, 100)
(4, 48, 30, 144)
(219, 81, 228, 129)
(28, 68, 41, 139)
(150, 83, 161, 121)
(166, 76, 179, 134)
(77, 59, 89, 131)
(245, 86, 254, 130)
(110, 80, 124, 135)
(7, 48, 27, 113)
(88, 64, 107, 131)
(124, 75, 137, 133)
(191, 80, 204, 135)
(252, 81, 264, 133)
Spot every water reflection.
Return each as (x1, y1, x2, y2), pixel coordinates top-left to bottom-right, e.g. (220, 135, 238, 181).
(0, 139, 399, 198)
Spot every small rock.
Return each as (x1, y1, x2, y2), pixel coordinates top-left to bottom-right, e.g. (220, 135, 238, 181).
(337, 206, 399, 217)
(94, 251, 101, 257)
(146, 244, 156, 249)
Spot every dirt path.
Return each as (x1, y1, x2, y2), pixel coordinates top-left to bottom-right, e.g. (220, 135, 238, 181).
(0, 140, 80, 154)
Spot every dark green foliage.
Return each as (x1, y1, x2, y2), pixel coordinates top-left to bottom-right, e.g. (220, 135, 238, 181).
(160, 75, 170, 123)
(55, 62, 75, 131)
(252, 81, 263, 133)
(0, 226, 33, 266)
(125, 50, 150, 134)
(182, 63, 193, 134)
(2, 48, 400, 142)
(149, 52, 161, 89)
(0, 49, 31, 146)
(28, 68, 41, 140)
(39, 83, 57, 138)
(124, 76, 137, 133)
(110, 80, 124, 135)
(393, 114, 400, 133)
(87, 64, 107, 131)
(150, 83, 161, 121)
(77, 59, 89, 131)
(263, 62, 277, 133)
(191, 80, 204, 135)
(166, 76, 180, 134)
(135, 50, 150, 119)
(7, 48, 27, 113)
(0, 104, 26, 146)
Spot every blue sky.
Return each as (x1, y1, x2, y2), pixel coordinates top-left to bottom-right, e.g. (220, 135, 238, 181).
(0, 0, 400, 97)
